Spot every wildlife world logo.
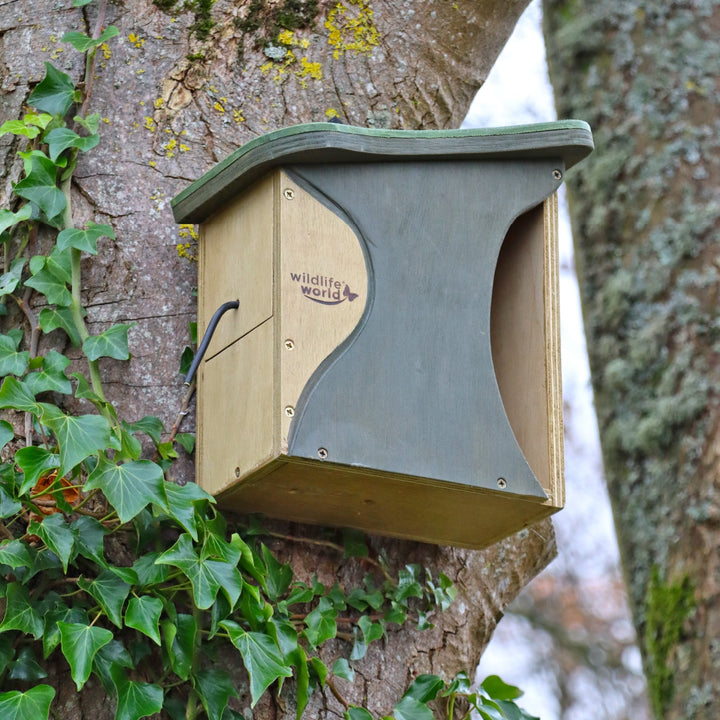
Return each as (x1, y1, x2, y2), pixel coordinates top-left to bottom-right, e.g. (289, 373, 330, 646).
(289, 272, 360, 306)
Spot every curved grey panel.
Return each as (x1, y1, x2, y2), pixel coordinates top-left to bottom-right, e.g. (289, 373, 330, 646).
(288, 160, 560, 498)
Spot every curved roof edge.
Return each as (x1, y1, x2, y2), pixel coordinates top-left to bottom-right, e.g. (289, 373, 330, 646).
(172, 120, 593, 224)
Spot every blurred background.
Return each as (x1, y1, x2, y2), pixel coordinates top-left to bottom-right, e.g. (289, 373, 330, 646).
(463, 3, 652, 718)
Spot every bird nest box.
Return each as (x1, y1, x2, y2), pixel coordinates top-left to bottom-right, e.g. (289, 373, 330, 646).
(172, 121, 593, 549)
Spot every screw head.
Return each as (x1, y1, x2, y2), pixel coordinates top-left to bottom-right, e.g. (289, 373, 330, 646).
(497, 477, 507, 490)
(283, 188, 295, 200)
(317, 447, 328, 459)
(234, 467, 241, 479)
(552, 169, 563, 180)
(284, 405, 295, 417)
(284, 339, 295, 350)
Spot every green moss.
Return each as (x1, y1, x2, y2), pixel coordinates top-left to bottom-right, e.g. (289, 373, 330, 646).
(153, 0, 215, 40)
(644, 567, 695, 718)
(235, 0, 319, 53)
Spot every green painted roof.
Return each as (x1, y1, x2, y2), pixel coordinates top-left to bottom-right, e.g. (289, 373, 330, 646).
(172, 120, 593, 223)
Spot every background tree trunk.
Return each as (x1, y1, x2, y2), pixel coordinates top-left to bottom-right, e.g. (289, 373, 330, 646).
(544, 2, 720, 718)
(0, 1, 555, 717)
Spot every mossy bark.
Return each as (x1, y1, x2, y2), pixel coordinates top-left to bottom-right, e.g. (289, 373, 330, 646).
(0, 1, 550, 718)
(543, 1, 720, 718)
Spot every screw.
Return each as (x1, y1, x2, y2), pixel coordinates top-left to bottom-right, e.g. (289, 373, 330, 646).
(283, 188, 295, 200)
(284, 339, 295, 350)
(234, 467, 241, 479)
(497, 477, 507, 490)
(317, 447, 328, 459)
(285, 405, 295, 417)
(552, 169, 563, 180)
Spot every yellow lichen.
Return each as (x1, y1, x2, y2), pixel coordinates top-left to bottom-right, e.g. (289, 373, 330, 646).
(154, 97, 164, 109)
(325, 108, 339, 119)
(144, 116, 156, 133)
(325, 0, 380, 58)
(101, 42, 112, 59)
(128, 32, 145, 49)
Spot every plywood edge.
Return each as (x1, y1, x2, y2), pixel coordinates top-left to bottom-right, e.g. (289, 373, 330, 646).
(544, 193, 565, 509)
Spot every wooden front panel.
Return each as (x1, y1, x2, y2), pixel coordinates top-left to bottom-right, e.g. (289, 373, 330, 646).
(277, 172, 368, 452)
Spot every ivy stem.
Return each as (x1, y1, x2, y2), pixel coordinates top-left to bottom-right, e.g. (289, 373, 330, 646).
(17, 287, 40, 446)
(326, 676, 350, 710)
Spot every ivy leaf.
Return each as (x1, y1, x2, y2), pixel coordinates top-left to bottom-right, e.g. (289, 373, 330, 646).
(72, 516, 108, 566)
(0, 420, 14, 449)
(39, 307, 82, 346)
(43, 605, 87, 659)
(62, 26, 119, 52)
(113, 677, 164, 720)
(92, 640, 133, 693)
(332, 658, 355, 682)
(56, 222, 114, 255)
(0, 258, 25, 299)
(302, 597, 337, 649)
(44, 127, 99, 163)
(0, 685, 55, 720)
(162, 481, 214, 541)
(131, 552, 169, 587)
(9, 646, 48, 681)
(0, 583, 44, 638)
(194, 668, 238, 720)
(0, 540, 33, 570)
(85, 456, 166, 523)
(27, 513, 76, 572)
(77, 571, 131, 628)
(125, 596, 162, 645)
(175, 432, 195, 454)
(25, 256, 71, 306)
(24, 350, 72, 395)
(73, 0, 95, 6)
(0, 485, 21, 517)
(83, 323, 133, 361)
(156, 534, 242, 609)
(58, 622, 114, 690)
(0, 206, 32, 235)
(344, 709, 373, 720)
(220, 621, 293, 707)
(28, 62, 75, 116)
(15, 446, 61, 494)
(293, 648, 310, 720)
(393, 696, 434, 720)
(0, 377, 40, 414)
(481, 675, 524, 702)
(162, 613, 196, 681)
(123, 415, 164, 446)
(402, 674, 445, 704)
(261, 544, 293, 601)
(40, 406, 111, 475)
(13, 152, 66, 224)
(0, 330, 30, 377)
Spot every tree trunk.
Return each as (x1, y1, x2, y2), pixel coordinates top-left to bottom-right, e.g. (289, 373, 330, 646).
(0, 1, 555, 717)
(543, 2, 720, 718)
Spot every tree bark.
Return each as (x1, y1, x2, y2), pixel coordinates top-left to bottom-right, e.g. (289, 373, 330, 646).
(544, 2, 720, 718)
(0, 1, 556, 718)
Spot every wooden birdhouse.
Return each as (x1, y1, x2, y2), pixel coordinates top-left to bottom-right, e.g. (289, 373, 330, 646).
(172, 121, 593, 549)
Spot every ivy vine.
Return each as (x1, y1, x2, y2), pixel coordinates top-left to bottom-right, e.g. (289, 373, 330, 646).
(0, 2, 540, 719)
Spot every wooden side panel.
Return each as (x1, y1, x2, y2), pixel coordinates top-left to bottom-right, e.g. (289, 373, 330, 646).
(277, 172, 368, 451)
(490, 193, 563, 507)
(198, 173, 275, 359)
(197, 319, 276, 496)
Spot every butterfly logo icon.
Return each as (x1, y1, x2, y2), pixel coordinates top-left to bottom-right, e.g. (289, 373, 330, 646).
(343, 285, 359, 302)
